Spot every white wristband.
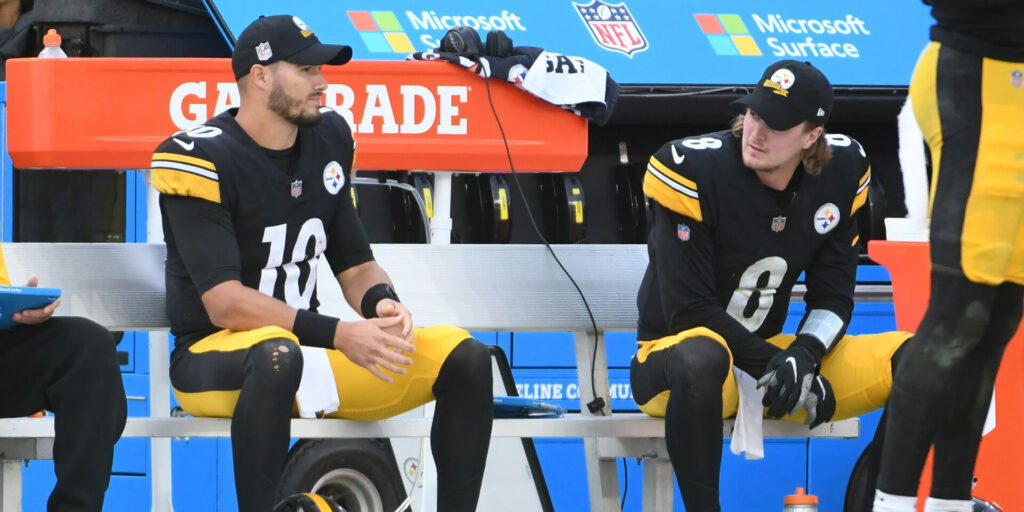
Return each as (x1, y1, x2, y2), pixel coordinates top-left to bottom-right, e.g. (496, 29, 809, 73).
(799, 309, 844, 350)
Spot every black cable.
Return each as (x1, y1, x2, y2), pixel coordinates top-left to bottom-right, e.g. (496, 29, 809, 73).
(480, 62, 606, 415)
(619, 457, 628, 510)
(620, 85, 751, 97)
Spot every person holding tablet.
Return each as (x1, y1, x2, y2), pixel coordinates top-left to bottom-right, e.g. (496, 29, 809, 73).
(0, 245, 127, 511)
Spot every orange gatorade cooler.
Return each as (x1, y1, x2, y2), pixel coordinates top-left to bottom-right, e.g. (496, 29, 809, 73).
(869, 241, 1024, 511)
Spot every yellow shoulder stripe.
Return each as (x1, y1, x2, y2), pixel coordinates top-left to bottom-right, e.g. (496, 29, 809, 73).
(851, 166, 870, 216)
(852, 188, 868, 216)
(644, 170, 702, 221)
(851, 235, 860, 248)
(151, 168, 221, 204)
(153, 152, 216, 171)
(649, 156, 698, 192)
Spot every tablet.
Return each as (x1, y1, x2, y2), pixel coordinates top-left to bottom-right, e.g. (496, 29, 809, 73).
(493, 396, 567, 418)
(0, 285, 62, 330)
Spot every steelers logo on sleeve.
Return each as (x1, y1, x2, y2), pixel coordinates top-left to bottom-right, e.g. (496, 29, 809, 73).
(814, 202, 840, 234)
(323, 161, 345, 195)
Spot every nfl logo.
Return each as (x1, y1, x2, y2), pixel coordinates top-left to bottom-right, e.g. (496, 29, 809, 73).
(1012, 70, 1023, 89)
(771, 216, 787, 232)
(573, 0, 649, 57)
(290, 180, 303, 198)
(256, 42, 273, 61)
(677, 223, 690, 241)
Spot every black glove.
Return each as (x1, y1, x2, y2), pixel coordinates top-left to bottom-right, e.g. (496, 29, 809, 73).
(802, 374, 836, 428)
(756, 335, 826, 419)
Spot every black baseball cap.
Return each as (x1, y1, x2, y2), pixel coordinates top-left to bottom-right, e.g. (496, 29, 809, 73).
(730, 60, 833, 131)
(232, 15, 353, 79)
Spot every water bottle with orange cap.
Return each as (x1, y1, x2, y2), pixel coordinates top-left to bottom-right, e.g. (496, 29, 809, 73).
(783, 487, 818, 511)
(38, 28, 67, 58)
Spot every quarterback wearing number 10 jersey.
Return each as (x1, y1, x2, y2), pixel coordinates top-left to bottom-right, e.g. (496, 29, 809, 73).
(151, 14, 494, 511)
(152, 106, 367, 345)
(151, 105, 476, 424)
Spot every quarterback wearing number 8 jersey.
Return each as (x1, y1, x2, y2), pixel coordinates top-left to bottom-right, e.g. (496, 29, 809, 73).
(151, 15, 492, 512)
(631, 60, 912, 511)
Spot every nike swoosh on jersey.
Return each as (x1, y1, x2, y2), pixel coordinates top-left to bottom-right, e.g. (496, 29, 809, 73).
(173, 138, 195, 151)
(671, 144, 685, 165)
(785, 357, 798, 381)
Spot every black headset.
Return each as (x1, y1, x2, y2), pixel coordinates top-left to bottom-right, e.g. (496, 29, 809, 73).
(484, 29, 513, 58)
(439, 26, 513, 58)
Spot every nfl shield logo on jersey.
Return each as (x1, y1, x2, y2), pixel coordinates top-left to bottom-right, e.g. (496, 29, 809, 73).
(771, 216, 786, 232)
(573, 0, 649, 57)
(677, 223, 690, 241)
(290, 180, 303, 198)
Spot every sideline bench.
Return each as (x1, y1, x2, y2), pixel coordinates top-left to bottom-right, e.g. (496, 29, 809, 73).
(0, 243, 869, 511)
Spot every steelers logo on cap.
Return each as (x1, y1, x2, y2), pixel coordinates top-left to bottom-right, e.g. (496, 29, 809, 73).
(770, 68, 796, 90)
(293, 16, 313, 37)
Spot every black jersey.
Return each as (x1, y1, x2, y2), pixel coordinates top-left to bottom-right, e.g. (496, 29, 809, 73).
(151, 107, 373, 340)
(925, 0, 1024, 61)
(637, 130, 870, 375)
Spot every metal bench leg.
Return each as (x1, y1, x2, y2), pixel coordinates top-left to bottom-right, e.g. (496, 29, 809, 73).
(641, 457, 673, 512)
(573, 331, 620, 512)
(150, 331, 173, 512)
(1, 460, 22, 512)
(414, 403, 437, 512)
(583, 440, 621, 511)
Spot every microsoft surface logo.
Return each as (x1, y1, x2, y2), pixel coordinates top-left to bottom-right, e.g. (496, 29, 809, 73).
(693, 14, 762, 56)
(347, 11, 416, 53)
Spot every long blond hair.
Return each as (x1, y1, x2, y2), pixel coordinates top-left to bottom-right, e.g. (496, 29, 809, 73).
(730, 114, 831, 176)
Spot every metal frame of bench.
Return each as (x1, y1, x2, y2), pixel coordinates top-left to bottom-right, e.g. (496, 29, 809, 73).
(0, 243, 872, 512)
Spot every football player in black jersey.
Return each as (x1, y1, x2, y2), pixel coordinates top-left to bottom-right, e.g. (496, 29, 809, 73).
(631, 60, 913, 511)
(150, 16, 492, 512)
(874, 3, 1024, 511)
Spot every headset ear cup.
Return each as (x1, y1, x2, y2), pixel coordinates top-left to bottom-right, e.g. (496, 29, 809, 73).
(440, 26, 483, 57)
(484, 29, 513, 58)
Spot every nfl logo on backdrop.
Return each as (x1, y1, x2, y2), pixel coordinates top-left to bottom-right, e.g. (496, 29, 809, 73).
(1012, 70, 1023, 88)
(771, 216, 786, 232)
(573, 0, 648, 57)
(677, 223, 690, 241)
(291, 180, 303, 198)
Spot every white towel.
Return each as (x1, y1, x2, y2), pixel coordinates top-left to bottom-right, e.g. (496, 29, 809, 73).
(729, 367, 765, 460)
(521, 51, 608, 106)
(295, 346, 340, 419)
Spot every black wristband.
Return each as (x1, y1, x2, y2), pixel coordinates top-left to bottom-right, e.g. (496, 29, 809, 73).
(791, 334, 827, 368)
(360, 282, 400, 318)
(292, 309, 340, 349)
